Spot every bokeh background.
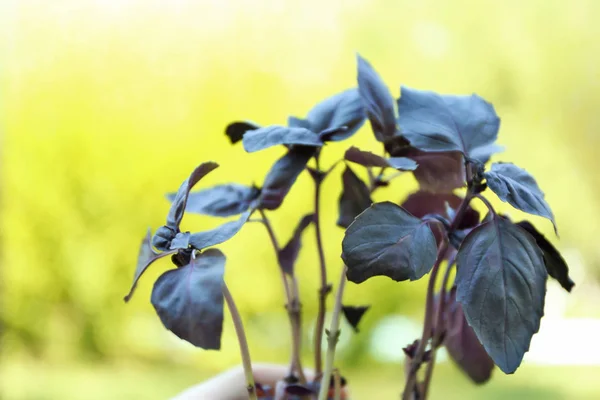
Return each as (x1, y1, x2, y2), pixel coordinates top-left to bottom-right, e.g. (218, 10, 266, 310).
(2, 0, 600, 399)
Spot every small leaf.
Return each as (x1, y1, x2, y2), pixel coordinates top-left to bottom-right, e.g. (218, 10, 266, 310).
(242, 125, 323, 153)
(187, 209, 252, 250)
(342, 305, 370, 333)
(278, 214, 315, 275)
(516, 221, 574, 292)
(225, 121, 261, 144)
(170, 231, 191, 250)
(456, 216, 547, 374)
(344, 146, 417, 171)
(123, 229, 177, 302)
(166, 162, 219, 231)
(259, 147, 314, 210)
(341, 202, 438, 283)
(151, 249, 226, 350)
(305, 88, 366, 141)
(337, 165, 373, 229)
(485, 162, 557, 233)
(356, 54, 397, 142)
(440, 288, 495, 384)
(397, 86, 501, 163)
(168, 183, 260, 217)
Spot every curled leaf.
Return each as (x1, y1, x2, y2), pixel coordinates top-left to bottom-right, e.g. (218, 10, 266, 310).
(342, 305, 370, 333)
(456, 216, 547, 374)
(259, 147, 314, 210)
(225, 121, 261, 144)
(123, 229, 177, 302)
(278, 214, 315, 275)
(341, 202, 438, 283)
(397, 86, 501, 163)
(151, 249, 226, 350)
(168, 183, 260, 217)
(344, 146, 417, 171)
(516, 221, 574, 292)
(337, 165, 372, 229)
(485, 162, 557, 234)
(356, 54, 397, 142)
(304, 88, 366, 141)
(288, 116, 311, 129)
(166, 162, 219, 232)
(242, 125, 323, 153)
(187, 210, 252, 250)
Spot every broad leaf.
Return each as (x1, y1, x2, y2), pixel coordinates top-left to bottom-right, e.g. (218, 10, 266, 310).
(401, 191, 479, 229)
(278, 214, 315, 275)
(123, 229, 177, 302)
(342, 305, 370, 333)
(440, 288, 495, 384)
(304, 88, 366, 141)
(225, 121, 261, 144)
(456, 216, 547, 374)
(341, 202, 438, 283)
(356, 54, 397, 142)
(151, 249, 226, 350)
(337, 165, 372, 229)
(406, 149, 465, 193)
(166, 162, 219, 231)
(517, 221, 574, 292)
(242, 125, 323, 153)
(186, 210, 252, 250)
(485, 162, 557, 233)
(397, 86, 501, 163)
(344, 146, 417, 171)
(259, 147, 314, 210)
(288, 116, 311, 129)
(168, 183, 260, 217)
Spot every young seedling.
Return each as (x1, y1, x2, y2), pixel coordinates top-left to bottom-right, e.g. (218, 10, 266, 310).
(124, 53, 574, 400)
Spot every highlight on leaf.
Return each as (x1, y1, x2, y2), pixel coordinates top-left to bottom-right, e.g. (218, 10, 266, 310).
(242, 125, 323, 153)
(484, 162, 557, 234)
(167, 183, 260, 218)
(341, 201, 438, 283)
(344, 146, 417, 171)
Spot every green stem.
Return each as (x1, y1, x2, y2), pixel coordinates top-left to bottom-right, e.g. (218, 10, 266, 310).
(223, 283, 257, 400)
(318, 265, 347, 400)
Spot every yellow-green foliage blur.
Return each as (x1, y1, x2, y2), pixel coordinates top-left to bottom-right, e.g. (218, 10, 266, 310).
(2, 0, 600, 399)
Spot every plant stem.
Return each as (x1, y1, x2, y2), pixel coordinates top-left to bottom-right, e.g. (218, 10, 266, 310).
(313, 155, 329, 376)
(403, 193, 473, 400)
(421, 256, 456, 399)
(258, 209, 305, 382)
(475, 193, 496, 216)
(333, 368, 342, 400)
(223, 283, 258, 400)
(318, 265, 347, 400)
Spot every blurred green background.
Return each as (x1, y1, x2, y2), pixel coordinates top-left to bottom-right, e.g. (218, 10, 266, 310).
(2, 0, 600, 398)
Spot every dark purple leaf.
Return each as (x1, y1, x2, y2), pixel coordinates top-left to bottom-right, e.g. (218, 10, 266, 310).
(356, 54, 397, 142)
(344, 146, 417, 171)
(166, 162, 219, 232)
(304, 88, 366, 141)
(151, 249, 226, 350)
(342, 305, 370, 332)
(401, 191, 479, 229)
(397, 86, 502, 163)
(186, 209, 252, 250)
(259, 147, 314, 210)
(167, 183, 260, 217)
(341, 202, 438, 283)
(440, 288, 495, 384)
(337, 165, 373, 229)
(278, 214, 315, 275)
(123, 229, 177, 302)
(516, 221, 574, 292)
(285, 384, 315, 395)
(225, 121, 261, 144)
(456, 216, 547, 374)
(407, 149, 466, 193)
(242, 125, 323, 153)
(485, 162, 557, 234)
